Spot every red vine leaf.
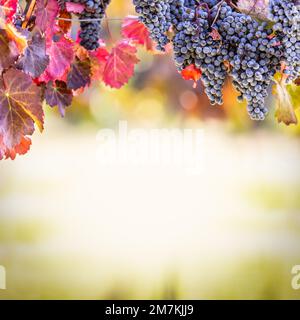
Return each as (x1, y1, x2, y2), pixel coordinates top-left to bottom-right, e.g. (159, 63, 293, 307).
(210, 28, 221, 41)
(0, 68, 44, 148)
(0, 135, 31, 160)
(90, 45, 109, 80)
(121, 16, 154, 51)
(0, 0, 17, 22)
(181, 65, 202, 88)
(103, 40, 140, 89)
(58, 10, 72, 33)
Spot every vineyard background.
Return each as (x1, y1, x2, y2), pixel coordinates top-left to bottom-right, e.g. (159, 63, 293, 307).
(0, 1, 300, 299)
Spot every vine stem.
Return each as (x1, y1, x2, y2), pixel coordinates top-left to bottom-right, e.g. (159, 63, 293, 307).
(21, 0, 36, 28)
(57, 17, 124, 22)
(211, 0, 225, 28)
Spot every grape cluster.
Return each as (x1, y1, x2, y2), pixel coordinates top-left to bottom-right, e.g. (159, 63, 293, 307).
(134, 0, 300, 120)
(133, 0, 171, 51)
(172, 5, 227, 105)
(269, 0, 300, 83)
(213, 3, 283, 120)
(64, 0, 111, 50)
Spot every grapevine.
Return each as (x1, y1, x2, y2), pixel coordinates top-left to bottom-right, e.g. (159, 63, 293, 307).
(0, 0, 299, 160)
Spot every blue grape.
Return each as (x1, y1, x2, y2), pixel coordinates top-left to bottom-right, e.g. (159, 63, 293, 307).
(65, 0, 112, 50)
(133, 0, 171, 51)
(269, 0, 300, 83)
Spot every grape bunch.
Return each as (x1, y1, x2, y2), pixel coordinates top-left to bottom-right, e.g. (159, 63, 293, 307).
(269, 0, 300, 83)
(133, 0, 171, 51)
(212, 3, 282, 120)
(63, 0, 111, 50)
(133, 0, 300, 121)
(172, 4, 227, 105)
(79, 0, 112, 50)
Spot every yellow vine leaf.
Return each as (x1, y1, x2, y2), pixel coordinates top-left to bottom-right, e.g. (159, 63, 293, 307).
(0, 19, 27, 53)
(273, 74, 298, 125)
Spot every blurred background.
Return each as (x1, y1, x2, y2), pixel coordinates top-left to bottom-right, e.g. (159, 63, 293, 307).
(0, 1, 300, 300)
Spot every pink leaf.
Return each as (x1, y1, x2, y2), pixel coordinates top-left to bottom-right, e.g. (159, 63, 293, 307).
(90, 45, 109, 80)
(0, 0, 17, 22)
(35, 0, 59, 34)
(103, 40, 140, 89)
(65, 2, 85, 14)
(121, 15, 154, 51)
(39, 35, 74, 82)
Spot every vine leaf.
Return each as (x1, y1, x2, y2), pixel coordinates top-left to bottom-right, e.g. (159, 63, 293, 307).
(0, 68, 44, 148)
(181, 65, 202, 88)
(0, 0, 17, 22)
(90, 45, 109, 81)
(273, 80, 298, 125)
(0, 135, 31, 160)
(39, 35, 74, 82)
(67, 57, 91, 90)
(45, 80, 73, 117)
(18, 32, 49, 78)
(35, 0, 59, 33)
(121, 16, 154, 51)
(58, 10, 72, 33)
(210, 28, 221, 41)
(237, 0, 270, 21)
(103, 40, 140, 89)
(2, 23, 27, 53)
(65, 2, 85, 14)
(0, 29, 19, 74)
